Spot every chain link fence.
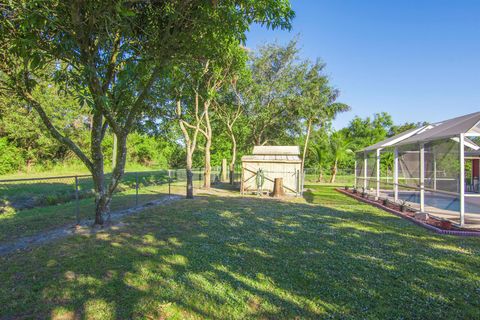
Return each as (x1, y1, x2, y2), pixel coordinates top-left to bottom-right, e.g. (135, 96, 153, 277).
(303, 167, 355, 185)
(0, 166, 248, 242)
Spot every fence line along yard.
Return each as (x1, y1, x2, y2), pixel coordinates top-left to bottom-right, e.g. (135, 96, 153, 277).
(0, 167, 234, 220)
(0, 167, 243, 243)
(303, 167, 355, 184)
(0, 166, 350, 218)
(0, 166, 347, 243)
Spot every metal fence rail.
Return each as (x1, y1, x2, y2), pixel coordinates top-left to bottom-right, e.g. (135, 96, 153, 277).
(0, 165, 343, 228)
(0, 166, 242, 222)
(303, 168, 355, 184)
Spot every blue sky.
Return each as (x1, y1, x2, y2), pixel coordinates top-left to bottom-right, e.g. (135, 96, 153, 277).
(246, 0, 480, 129)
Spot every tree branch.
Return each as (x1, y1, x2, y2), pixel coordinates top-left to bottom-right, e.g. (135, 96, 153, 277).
(20, 90, 94, 172)
(124, 66, 160, 130)
(102, 30, 121, 94)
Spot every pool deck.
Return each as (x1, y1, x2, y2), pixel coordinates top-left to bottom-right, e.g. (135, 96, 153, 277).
(429, 211, 480, 229)
(376, 189, 480, 229)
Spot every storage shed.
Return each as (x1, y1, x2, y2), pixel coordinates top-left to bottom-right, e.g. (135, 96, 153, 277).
(240, 146, 303, 196)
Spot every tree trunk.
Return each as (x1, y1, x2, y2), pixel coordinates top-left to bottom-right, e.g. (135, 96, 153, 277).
(26, 159, 33, 173)
(228, 125, 237, 185)
(186, 153, 194, 199)
(203, 101, 212, 189)
(317, 169, 323, 182)
(90, 110, 108, 225)
(229, 163, 235, 185)
(183, 129, 195, 199)
(93, 131, 126, 225)
(112, 132, 117, 169)
(221, 158, 228, 182)
(330, 159, 338, 183)
(302, 119, 312, 171)
(93, 173, 108, 225)
(176, 99, 199, 199)
(204, 138, 211, 189)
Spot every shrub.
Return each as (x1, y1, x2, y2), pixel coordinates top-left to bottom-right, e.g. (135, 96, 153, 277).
(0, 138, 24, 175)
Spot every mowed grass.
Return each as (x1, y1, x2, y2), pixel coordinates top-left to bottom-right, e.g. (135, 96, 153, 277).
(1, 186, 480, 319)
(0, 183, 186, 243)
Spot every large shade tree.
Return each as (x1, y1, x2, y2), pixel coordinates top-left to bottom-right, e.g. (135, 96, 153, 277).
(245, 40, 301, 146)
(0, 0, 294, 224)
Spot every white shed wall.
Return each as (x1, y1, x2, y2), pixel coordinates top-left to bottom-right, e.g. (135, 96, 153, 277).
(242, 161, 301, 194)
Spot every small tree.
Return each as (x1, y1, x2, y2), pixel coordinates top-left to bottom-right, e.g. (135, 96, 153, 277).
(329, 131, 353, 183)
(214, 48, 251, 184)
(199, 43, 248, 189)
(296, 60, 350, 170)
(171, 59, 211, 198)
(310, 142, 328, 182)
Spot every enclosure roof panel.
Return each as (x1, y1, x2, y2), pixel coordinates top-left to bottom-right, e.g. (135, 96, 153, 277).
(360, 111, 480, 152)
(252, 145, 300, 156)
(359, 126, 426, 152)
(396, 111, 480, 146)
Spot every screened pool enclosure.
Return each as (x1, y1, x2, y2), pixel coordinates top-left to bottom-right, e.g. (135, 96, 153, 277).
(355, 112, 480, 228)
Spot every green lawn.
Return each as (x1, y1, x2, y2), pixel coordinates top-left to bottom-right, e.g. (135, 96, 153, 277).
(0, 170, 182, 211)
(0, 183, 186, 243)
(1, 186, 479, 319)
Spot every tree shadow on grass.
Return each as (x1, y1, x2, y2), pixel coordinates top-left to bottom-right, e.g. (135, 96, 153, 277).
(0, 190, 174, 243)
(1, 191, 480, 319)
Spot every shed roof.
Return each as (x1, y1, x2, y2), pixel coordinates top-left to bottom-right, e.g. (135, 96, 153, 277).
(252, 146, 300, 156)
(242, 145, 301, 163)
(241, 155, 301, 163)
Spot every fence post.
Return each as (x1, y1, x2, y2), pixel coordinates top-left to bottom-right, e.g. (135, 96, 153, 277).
(296, 169, 300, 197)
(135, 172, 139, 206)
(75, 176, 80, 224)
(169, 177, 171, 196)
(302, 170, 305, 196)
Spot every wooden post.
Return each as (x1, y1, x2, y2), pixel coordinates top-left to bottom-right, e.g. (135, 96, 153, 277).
(75, 176, 80, 224)
(221, 158, 228, 182)
(272, 178, 285, 197)
(240, 165, 245, 195)
(135, 172, 139, 207)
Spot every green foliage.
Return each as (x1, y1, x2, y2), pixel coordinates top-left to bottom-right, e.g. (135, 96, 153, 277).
(0, 0, 295, 220)
(245, 40, 302, 145)
(0, 138, 23, 174)
(342, 112, 394, 152)
(127, 133, 178, 169)
(307, 112, 425, 175)
(329, 131, 353, 163)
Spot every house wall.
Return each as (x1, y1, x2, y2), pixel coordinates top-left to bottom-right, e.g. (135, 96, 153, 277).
(242, 161, 302, 194)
